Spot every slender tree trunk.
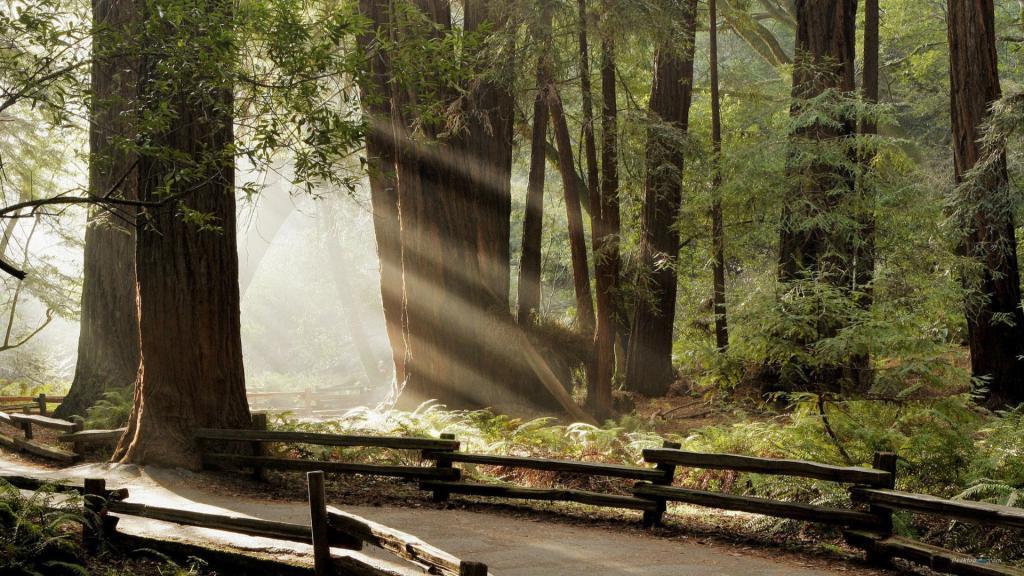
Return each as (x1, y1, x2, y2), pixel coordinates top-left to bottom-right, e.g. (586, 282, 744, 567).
(549, 88, 596, 335)
(56, 0, 140, 419)
(576, 0, 610, 416)
(709, 0, 729, 352)
(947, 0, 1024, 408)
(856, 0, 878, 296)
(517, 2, 553, 325)
(114, 0, 250, 469)
(357, 0, 407, 389)
(624, 0, 698, 397)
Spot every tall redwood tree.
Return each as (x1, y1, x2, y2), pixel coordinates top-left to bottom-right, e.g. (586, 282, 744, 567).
(114, 0, 250, 469)
(947, 0, 1024, 408)
(624, 0, 698, 397)
(56, 0, 140, 419)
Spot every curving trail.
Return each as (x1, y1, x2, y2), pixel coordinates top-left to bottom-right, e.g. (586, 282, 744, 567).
(0, 454, 890, 576)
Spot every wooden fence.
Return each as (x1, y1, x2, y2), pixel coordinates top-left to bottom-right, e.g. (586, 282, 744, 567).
(191, 422, 1023, 576)
(0, 409, 82, 463)
(0, 471, 490, 576)
(1, 412, 1020, 575)
(0, 394, 63, 415)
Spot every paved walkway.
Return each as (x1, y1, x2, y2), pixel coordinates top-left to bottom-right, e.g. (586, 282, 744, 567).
(0, 455, 881, 576)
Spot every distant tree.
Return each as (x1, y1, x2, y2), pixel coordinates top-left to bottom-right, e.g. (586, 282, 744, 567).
(516, 1, 553, 326)
(624, 0, 698, 397)
(709, 0, 728, 352)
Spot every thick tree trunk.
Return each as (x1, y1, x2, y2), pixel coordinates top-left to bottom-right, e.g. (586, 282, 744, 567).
(774, 0, 863, 393)
(947, 0, 1024, 408)
(56, 0, 140, 419)
(709, 0, 729, 352)
(357, 0, 407, 389)
(393, 0, 526, 410)
(624, 0, 698, 397)
(548, 89, 596, 335)
(464, 0, 514, 311)
(779, 0, 857, 283)
(114, 0, 250, 469)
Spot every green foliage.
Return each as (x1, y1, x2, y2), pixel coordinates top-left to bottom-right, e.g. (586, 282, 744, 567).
(84, 388, 133, 430)
(0, 481, 86, 576)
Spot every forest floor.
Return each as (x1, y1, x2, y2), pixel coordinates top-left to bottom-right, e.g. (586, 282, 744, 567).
(0, 450, 921, 576)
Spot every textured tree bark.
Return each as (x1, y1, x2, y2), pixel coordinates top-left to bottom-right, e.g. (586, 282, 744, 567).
(774, 0, 863, 393)
(517, 2, 553, 325)
(357, 0, 406, 389)
(549, 89, 596, 336)
(56, 0, 141, 419)
(577, 0, 609, 417)
(624, 0, 698, 397)
(778, 0, 857, 283)
(464, 0, 514, 312)
(855, 0, 878, 297)
(114, 0, 250, 469)
(516, 34, 548, 323)
(392, 0, 526, 410)
(709, 0, 729, 352)
(947, 0, 1024, 408)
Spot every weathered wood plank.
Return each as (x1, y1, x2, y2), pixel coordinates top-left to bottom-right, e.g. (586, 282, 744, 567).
(427, 451, 664, 481)
(203, 453, 460, 480)
(421, 480, 658, 512)
(327, 508, 475, 576)
(850, 488, 1024, 530)
(634, 484, 880, 528)
(0, 430, 16, 449)
(59, 428, 126, 444)
(0, 396, 64, 403)
(0, 474, 129, 500)
(194, 429, 459, 451)
(0, 411, 16, 426)
(10, 413, 80, 433)
(113, 532, 397, 576)
(12, 437, 79, 463)
(845, 531, 1024, 576)
(108, 501, 361, 550)
(642, 449, 892, 486)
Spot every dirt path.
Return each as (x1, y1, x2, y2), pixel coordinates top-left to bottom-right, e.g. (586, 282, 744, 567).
(0, 454, 895, 576)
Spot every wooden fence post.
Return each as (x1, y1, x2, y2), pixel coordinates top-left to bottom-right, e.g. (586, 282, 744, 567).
(307, 471, 333, 576)
(459, 560, 488, 576)
(866, 451, 898, 565)
(83, 478, 106, 551)
(20, 412, 32, 440)
(642, 440, 681, 529)
(430, 433, 457, 503)
(36, 394, 47, 416)
(251, 413, 268, 482)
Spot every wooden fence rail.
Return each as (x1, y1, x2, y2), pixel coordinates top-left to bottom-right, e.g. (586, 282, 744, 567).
(1, 472, 491, 576)
(641, 448, 894, 486)
(0, 409, 81, 463)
